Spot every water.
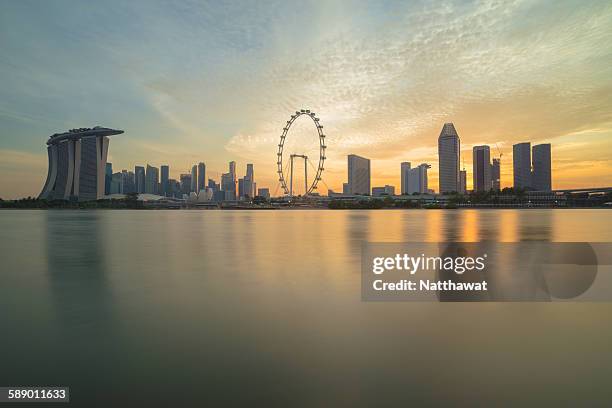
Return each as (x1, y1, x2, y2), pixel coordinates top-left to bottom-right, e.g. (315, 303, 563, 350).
(1, 209, 611, 406)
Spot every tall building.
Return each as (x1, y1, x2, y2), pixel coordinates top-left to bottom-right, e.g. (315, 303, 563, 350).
(347, 154, 370, 195)
(342, 183, 349, 195)
(400, 162, 411, 195)
(238, 178, 245, 200)
(401, 162, 430, 194)
(221, 161, 237, 200)
(110, 172, 123, 194)
(160, 165, 169, 196)
(208, 179, 219, 191)
(491, 158, 501, 191)
(170, 179, 181, 198)
(221, 173, 234, 200)
(105, 163, 113, 195)
(123, 170, 136, 193)
(145, 164, 159, 194)
(407, 163, 430, 194)
(459, 170, 467, 194)
(191, 165, 198, 193)
(513, 142, 532, 190)
(180, 174, 192, 196)
(245, 163, 254, 198)
(472, 145, 492, 192)
(39, 126, 123, 201)
(197, 162, 206, 193)
(532, 144, 551, 191)
(438, 123, 460, 193)
(135, 166, 145, 193)
(114, 170, 135, 194)
(229, 161, 236, 182)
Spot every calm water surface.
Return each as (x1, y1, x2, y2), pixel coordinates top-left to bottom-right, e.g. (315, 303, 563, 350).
(1, 209, 611, 406)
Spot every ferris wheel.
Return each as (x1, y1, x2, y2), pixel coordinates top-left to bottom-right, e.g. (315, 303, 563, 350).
(276, 109, 326, 196)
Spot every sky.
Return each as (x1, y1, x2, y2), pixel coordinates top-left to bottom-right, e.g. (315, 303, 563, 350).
(1, 0, 611, 199)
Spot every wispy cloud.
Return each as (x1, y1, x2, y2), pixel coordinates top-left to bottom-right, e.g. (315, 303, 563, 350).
(1, 0, 611, 195)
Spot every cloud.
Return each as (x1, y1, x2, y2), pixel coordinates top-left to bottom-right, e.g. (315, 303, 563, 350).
(1, 0, 612, 195)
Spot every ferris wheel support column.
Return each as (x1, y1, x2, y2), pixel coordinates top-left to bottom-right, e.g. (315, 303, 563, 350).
(304, 158, 308, 196)
(290, 155, 294, 197)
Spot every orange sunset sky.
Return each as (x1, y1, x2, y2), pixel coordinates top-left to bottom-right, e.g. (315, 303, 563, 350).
(1, 0, 611, 198)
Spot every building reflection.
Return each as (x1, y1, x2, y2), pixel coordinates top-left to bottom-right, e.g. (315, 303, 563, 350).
(44, 211, 116, 333)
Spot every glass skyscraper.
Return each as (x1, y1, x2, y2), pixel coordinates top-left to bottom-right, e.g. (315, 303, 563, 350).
(347, 154, 370, 195)
(161, 165, 169, 196)
(145, 164, 159, 194)
(513, 142, 532, 190)
(491, 158, 501, 191)
(197, 162, 206, 193)
(472, 145, 491, 192)
(438, 123, 460, 193)
(105, 163, 113, 195)
(532, 143, 551, 191)
(135, 166, 145, 194)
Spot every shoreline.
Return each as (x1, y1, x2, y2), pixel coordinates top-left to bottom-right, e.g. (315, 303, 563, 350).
(1, 206, 609, 211)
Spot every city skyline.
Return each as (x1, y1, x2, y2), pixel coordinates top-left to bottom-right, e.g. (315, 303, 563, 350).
(105, 158, 259, 200)
(35, 122, 555, 202)
(2, 0, 612, 199)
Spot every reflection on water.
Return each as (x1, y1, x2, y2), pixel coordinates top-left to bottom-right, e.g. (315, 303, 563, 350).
(45, 212, 112, 327)
(0, 209, 611, 406)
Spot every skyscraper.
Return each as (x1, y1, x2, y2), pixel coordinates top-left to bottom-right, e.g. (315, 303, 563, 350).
(135, 166, 145, 193)
(407, 163, 430, 194)
(105, 163, 113, 195)
(197, 162, 206, 193)
(400, 162, 411, 195)
(169, 179, 180, 198)
(402, 163, 430, 194)
(191, 165, 197, 193)
(221, 161, 237, 200)
(347, 154, 370, 195)
(208, 179, 218, 191)
(245, 163, 254, 198)
(123, 170, 136, 193)
(532, 144, 551, 191)
(513, 142, 532, 190)
(180, 174, 192, 196)
(459, 170, 467, 194)
(229, 161, 236, 181)
(39, 126, 123, 201)
(145, 164, 159, 194)
(438, 123, 460, 193)
(472, 145, 492, 192)
(161, 165, 169, 196)
(110, 172, 123, 194)
(221, 172, 235, 201)
(491, 158, 501, 191)
(238, 178, 245, 200)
